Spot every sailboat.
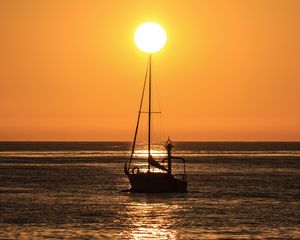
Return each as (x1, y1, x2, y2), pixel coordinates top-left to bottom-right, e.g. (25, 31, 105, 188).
(124, 53, 188, 193)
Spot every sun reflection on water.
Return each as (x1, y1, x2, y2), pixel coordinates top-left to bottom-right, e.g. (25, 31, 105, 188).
(133, 148, 167, 158)
(131, 147, 167, 173)
(131, 147, 186, 175)
(120, 199, 181, 239)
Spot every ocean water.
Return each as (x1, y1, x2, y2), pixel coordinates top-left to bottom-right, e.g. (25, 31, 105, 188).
(0, 141, 299, 239)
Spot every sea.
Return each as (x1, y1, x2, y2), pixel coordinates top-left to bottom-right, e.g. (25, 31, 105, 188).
(0, 141, 299, 239)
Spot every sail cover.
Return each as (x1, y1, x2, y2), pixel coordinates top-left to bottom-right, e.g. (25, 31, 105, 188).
(148, 155, 168, 171)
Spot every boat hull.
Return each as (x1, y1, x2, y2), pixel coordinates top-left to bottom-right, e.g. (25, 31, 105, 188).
(127, 172, 187, 193)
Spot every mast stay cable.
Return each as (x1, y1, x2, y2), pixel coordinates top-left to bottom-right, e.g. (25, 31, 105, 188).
(128, 57, 150, 169)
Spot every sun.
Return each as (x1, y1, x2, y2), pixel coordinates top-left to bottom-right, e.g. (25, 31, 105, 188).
(134, 22, 167, 53)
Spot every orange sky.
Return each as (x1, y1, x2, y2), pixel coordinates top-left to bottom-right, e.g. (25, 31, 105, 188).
(0, 0, 299, 141)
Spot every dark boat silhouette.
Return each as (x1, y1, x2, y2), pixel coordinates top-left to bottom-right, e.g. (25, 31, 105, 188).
(124, 55, 187, 193)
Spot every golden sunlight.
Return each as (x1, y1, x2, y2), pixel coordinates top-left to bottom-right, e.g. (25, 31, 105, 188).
(134, 22, 167, 53)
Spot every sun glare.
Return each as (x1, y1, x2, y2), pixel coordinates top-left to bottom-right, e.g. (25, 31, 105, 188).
(134, 22, 167, 53)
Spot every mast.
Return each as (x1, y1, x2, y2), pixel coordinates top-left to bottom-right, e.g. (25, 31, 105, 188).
(148, 54, 152, 172)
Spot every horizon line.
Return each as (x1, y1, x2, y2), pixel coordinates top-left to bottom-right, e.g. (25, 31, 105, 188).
(0, 140, 299, 143)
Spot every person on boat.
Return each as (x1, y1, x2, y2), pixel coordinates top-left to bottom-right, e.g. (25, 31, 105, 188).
(165, 137, 174, 153)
